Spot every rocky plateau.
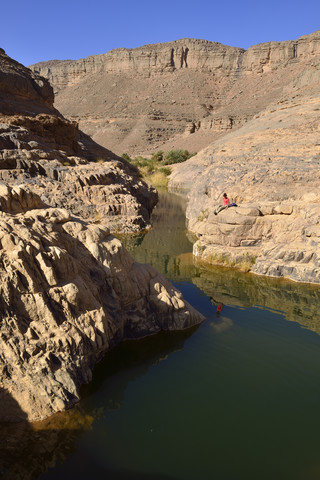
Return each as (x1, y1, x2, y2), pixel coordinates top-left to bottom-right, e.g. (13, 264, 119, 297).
(31, 31, 320, 156)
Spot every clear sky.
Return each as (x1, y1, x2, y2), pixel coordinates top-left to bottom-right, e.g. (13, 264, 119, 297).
(1, 0, 320, 66)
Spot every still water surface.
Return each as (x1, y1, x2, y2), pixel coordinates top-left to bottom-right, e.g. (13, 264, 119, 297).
(40, 191, 320, 480)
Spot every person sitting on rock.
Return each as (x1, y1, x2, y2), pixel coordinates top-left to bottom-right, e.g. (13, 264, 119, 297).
(214, 193, 229, 215)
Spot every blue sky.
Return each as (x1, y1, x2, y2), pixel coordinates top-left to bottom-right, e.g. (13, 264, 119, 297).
(2, 0, 320, 66)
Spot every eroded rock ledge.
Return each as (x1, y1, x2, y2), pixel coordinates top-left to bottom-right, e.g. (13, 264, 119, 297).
(0, 48, 157, 232)
(169, 80, 320, 284)
(0, 186, 204, 422)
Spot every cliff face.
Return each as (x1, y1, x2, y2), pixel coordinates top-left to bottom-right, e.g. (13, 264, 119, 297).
(0, 51, 204, 422)
(30, 31, 320, 155)
(168, 52, 320, 284)
(0, 48, 54, 115)
(31, 39, 244, 89)
(0, 186, 203, 422)
(31, 33, 320, 88)
(0, 48, 157, 232)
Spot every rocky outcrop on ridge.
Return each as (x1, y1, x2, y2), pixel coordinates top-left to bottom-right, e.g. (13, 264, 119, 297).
(169, 58, 320, 284)
(0, 48, 157, 232)
(0, 185, 204, 422)
(30, 31, 320, 155)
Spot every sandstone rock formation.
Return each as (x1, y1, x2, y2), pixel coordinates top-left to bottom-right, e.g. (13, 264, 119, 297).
(30, 31, 320, 156)
(169, 51, 320, 284)
(0, 185, 204, 422)
(0, 48, 157, 232)
(0, 49, 204, 423)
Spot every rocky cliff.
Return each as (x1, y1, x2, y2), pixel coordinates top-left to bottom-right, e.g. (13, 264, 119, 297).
(169, 53, 320, 284)
(0, 185, 203, 423)
(1, 48, 157, 232)
(30, 31, 320, 155)
(0, 50, 204, 422)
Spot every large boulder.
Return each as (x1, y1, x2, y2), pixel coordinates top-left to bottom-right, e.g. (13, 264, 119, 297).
(0, 186, 204, 422)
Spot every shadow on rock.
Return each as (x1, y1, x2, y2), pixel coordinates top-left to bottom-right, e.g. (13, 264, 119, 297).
(0, 328, 197, 480)
(0, 386, 93, 480)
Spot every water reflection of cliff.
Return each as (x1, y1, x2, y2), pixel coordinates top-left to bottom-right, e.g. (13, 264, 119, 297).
(124, 190, 320, 336)
(119, 191, 197, 281)
(80, 327, 196, 409)
(0, 329, 195, 480)
(193, 263, 320, 335)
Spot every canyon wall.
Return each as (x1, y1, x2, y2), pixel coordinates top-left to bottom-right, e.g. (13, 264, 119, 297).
(30, 31, 320, 155)
(169, 51, 320, 284)
(0, 50, 204, 422)
(32, 33, 320, 88)
(0, 48, 157, 232)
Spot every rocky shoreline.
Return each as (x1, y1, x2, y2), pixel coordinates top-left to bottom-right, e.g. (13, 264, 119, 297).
(167, 31, 320, 285)
(0, 48, 158, 233)
(0, 185, 204, 422)
(169, 133, 320, 284)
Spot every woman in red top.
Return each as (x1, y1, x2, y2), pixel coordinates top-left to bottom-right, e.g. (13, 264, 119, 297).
(214, 193, 229, 215)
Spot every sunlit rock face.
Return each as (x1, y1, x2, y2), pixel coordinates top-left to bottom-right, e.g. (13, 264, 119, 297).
(30, 31, 320, 155)
(0, 186, 204, 422)
(0, 48, 158, 233)
(169, 47, 320, 284)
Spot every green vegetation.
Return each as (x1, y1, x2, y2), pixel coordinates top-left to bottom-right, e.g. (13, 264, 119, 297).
(161, 149, 194, 165)
(195, 246, 257, 273)
(197, 208, 209, 222)
(121, 150, 196, 187)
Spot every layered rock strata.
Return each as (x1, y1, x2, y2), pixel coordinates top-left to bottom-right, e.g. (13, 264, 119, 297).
(169, 64, 320, 284)
(30, 31, 320, 155)
(0, 186, 204, 422)
(0, 48, 157, 232)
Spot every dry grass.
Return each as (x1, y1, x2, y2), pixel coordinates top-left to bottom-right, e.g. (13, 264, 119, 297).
(145, 170, 170, 187)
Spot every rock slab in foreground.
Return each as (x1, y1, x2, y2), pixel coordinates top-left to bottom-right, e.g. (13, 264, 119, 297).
(0, 186, 204, 422)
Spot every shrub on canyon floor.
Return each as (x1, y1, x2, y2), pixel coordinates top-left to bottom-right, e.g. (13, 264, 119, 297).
(122, 150, 195, 168)
(162, 149, 195, 165)
(151, 150, 164, 162)
(121, 150, 195, 187)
